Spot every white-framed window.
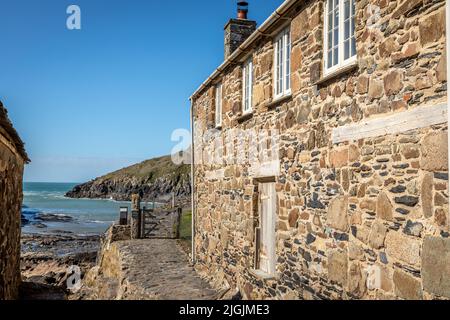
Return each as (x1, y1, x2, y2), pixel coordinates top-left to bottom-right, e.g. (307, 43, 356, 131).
(215, 83, 222, 127)
(324, 0, 357, 75)
(242, 57, 253, 114)
(274, 27, 291, 99)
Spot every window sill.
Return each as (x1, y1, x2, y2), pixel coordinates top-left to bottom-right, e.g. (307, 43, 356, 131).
(249, 269, 278, 280)
(314, 61, 358, 86)
(266, 94, 293, 110)
(237, 111, 254, 123)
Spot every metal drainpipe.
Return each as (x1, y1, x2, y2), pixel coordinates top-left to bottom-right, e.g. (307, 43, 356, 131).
(446, 0, 450, 227)
(190, 98, 196, 264)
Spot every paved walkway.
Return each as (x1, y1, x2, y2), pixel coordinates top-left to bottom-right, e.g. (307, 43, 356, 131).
(114, 239, 218, 300)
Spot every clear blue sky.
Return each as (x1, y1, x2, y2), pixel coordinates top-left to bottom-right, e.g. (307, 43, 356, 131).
(0, 0, 282, 182)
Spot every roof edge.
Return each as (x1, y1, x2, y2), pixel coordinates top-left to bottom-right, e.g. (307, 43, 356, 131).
(190, 0, 299, 101)
(0, 101, 30, 163)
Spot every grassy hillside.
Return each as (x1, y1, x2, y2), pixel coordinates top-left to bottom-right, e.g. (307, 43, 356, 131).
(66, 154, 191, 202)
(101, 155, 190, 182)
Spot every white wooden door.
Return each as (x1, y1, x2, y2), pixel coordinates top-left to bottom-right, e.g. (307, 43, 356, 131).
(258, 182, 276, 275)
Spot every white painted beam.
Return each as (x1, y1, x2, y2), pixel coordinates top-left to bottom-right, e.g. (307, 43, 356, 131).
(332, 103, 448, 144)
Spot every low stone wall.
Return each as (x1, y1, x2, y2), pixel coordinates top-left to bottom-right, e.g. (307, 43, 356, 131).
(81, 225, 217, 300)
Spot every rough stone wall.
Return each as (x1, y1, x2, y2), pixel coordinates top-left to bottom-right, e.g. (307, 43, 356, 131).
(192, 0, 450, 300)
(0, 137, 25, 300)
(225, 19, 257, 59)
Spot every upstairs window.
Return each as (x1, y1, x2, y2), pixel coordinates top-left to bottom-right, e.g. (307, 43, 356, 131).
(274, 27, 291, 98)
(324, 0, 357, 75)
(215, 83, 222, 127)
(242, 57, 253, 114)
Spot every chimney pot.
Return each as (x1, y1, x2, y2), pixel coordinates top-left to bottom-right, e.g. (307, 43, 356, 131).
(224, 1, 256, 59)
(237, 1, 249, 19)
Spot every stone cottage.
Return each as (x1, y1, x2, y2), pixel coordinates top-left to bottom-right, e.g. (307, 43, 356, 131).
(189, 0, 450, 299)
(0, 101, 29, 300)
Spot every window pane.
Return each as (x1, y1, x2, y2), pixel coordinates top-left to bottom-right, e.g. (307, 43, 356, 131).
(345, 19, 350, 39)
(328, 50, 333, 68)
(327, 31, 333, 50)
(279, 37, 284, 94)
(351, 37, 356, 56)
(334, 28, 339, 46)
(333, 47, 339, 65)
(351, 17, 355, 35)
(248, 60, 253, 109)
(351, 0, 356, 58)
(216, 84, 221, 125)
(345, 0, 350, 20)
(276, 44, 279, 94)
(344, 40, 349, 59)
(244, 65, 247, 111)
(246, 60, 252, 111)
(328, 12, 333, 32)
(334, 7, 339, 27)
(285, 32, 291, 91)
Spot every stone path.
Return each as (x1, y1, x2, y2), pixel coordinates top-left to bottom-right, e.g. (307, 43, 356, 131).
(113, 239, 218, 300)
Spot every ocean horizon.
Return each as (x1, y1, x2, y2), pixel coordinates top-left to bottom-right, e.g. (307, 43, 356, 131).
(22, 182, 132, 236)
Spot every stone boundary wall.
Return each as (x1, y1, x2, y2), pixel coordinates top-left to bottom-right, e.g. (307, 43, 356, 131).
(191, 0, 450, 300)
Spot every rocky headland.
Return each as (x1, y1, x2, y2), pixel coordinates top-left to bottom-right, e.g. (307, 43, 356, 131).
(65, 155, 191, 205)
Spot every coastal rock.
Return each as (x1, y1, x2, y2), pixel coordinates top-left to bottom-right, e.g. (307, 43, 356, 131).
(65, 155, 191, 205)
(20, 233, 100, 300)
(36, 213, 74, 223)
(31, 222, 47, 229)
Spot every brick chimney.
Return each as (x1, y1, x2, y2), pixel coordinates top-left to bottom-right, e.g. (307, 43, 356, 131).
(224, 1, 257, 59)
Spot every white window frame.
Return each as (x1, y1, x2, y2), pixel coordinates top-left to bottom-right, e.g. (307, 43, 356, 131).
(242, 57, 253, 114)
(323, 0, 357, 76)
(215, 83, 222, 128)
(273, 27, 291, 99)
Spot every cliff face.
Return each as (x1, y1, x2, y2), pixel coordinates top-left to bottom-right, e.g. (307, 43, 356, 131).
(65, 155, 191, 202)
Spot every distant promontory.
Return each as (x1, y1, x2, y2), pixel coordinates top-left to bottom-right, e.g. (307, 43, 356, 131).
(65, 155, 191, 203)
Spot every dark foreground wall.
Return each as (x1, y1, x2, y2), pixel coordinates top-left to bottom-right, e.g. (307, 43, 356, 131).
(0, 102, 28, 300)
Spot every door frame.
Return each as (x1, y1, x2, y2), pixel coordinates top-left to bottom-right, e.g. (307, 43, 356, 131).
(254, 177, 277, 276)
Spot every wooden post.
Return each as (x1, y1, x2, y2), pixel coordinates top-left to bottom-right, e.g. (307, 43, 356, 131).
(140, 206, 146, 238)
(175, 207, 182, 239)
(131, 194, 141, 239)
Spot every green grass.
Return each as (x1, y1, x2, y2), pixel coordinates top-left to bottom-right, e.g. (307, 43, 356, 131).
(179, 210, 192, 254)
(101, 154, 190, 182)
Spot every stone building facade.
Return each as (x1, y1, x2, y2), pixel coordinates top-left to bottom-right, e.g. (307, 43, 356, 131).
(0, 101, 29, 300)
(190, 0, 450, 299)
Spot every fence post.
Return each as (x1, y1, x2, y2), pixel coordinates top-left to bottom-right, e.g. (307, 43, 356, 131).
(131, 194, 141, 239)
(175, 207, 182, 239)
(140, 206, 146, 239)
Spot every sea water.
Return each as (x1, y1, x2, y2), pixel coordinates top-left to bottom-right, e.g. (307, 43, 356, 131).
(22, 182, 136, 235)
